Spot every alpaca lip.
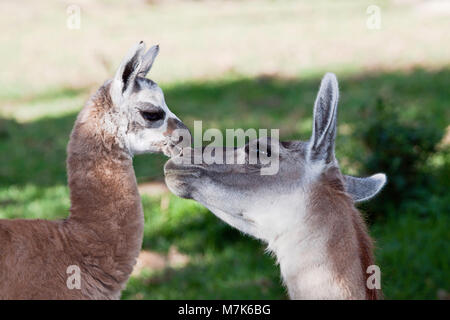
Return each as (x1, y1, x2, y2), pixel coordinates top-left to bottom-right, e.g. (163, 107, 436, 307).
(164, 168, 200, 177)
(164, 159, 201, 177)
(162, 141, 182, 158)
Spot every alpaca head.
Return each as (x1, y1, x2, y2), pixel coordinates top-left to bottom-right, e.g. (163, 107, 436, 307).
(81, 41, 190, 157)
(164, 73, 386, 240)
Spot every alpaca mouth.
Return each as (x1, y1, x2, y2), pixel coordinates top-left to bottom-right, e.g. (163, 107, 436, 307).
(164, 166, 202, 190)
(164, 160, 201, 199)
(164, 159, 256, 228)
(164, 168, 200, 178)
(162, 141, 183, 158)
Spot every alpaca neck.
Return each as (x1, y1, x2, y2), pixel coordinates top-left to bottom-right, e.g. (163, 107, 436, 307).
(269, 187, 376, 300)
(65, 120, 144, 294)
(67, 139, 141, 229)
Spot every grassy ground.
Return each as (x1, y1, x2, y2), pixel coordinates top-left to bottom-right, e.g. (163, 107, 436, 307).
(0, 0, 449, 299)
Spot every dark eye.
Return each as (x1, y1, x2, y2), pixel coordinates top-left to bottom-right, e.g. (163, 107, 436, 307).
(245, 141, 271, 158)
(140, 110, 165, 122)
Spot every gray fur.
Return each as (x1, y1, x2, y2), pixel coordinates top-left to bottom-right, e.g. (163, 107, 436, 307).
(344, 174, 387, 202)
(164, 73, 387, 237)
(113, 42, 146, 95)
(109, 42, 186, 156)
(164, 72, 387, 300)
(137, 44, 160, 77)
(308, 72, 339, 163)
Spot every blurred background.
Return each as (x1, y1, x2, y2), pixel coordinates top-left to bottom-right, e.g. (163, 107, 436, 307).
(0, 0, 449, 299)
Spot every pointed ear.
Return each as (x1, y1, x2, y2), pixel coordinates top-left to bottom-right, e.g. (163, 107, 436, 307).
(137, 44, 159, 77)
(308, 73, 339, 163)
(344, 173, 387, 202)
(111, 41, 146, 104)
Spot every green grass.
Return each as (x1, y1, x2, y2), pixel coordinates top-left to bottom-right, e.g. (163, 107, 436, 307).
(372, 210, 449, 299)
(1, 68, 449, 299)
(125, 195, 286, 300)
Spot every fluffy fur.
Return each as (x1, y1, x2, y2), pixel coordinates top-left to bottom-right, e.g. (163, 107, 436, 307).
(274, 167, 380, 299)
(164, 73, 386, 299)
(0, 42, 187, 299)
(0, 84, 142, 299)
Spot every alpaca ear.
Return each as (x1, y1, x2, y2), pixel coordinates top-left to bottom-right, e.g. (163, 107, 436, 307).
(308, 73, 339, 163)
(111, 41, 146, 104)
(137, 44, 159, 77)
(344, 173, 387, 202)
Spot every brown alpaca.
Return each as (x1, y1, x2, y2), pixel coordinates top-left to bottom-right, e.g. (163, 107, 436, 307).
(0, 42, 189, 299)
(165, 73, 386, 299)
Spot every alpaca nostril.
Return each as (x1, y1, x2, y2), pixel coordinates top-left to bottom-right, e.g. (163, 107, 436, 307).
(163, 118, 191, 158)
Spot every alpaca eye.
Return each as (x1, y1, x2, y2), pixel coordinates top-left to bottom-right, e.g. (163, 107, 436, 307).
(244, 142, 271, 158)
(256, 142, 271, 157)
(140, 110, 165, 122)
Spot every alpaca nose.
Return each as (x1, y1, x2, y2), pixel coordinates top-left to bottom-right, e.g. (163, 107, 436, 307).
(164, 118, 192, 156)
(165, 118, 191, 141)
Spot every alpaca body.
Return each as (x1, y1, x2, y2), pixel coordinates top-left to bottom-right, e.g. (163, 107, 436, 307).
(0, 85, 142, 299)
(0, 216, 140, 299)
(165, 73, 385, 299)
(0, 42, 189, 299)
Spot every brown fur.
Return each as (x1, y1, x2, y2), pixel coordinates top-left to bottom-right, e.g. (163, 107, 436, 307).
(0, 83, 143, 299)
(308, 167, 381, 299)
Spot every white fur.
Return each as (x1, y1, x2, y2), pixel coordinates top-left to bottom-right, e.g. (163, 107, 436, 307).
(108, 43, 183, 157)
(251, 190, 361, 299)
(251, 191, 336, 299)
(164, 72, 385, 300)
(127, 84, 181, 155)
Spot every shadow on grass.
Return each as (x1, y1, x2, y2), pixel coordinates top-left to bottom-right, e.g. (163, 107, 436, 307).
(123, 242, 287, 300)
(1, 67, 449, 188)
(0, 114, 169, 187)
(0, 68, 449, 299)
